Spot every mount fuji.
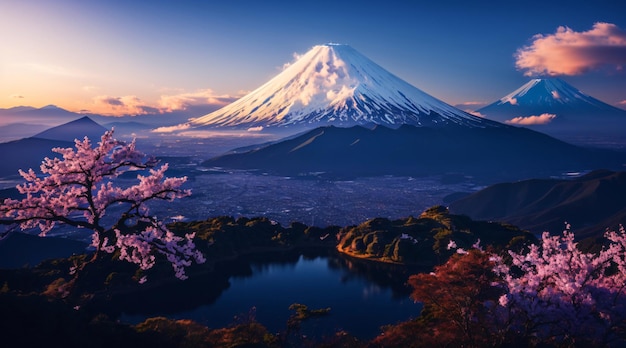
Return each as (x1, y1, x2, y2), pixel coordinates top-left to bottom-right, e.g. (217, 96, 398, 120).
(477, 78, 626, 140)
(187, 43, 499, 132)
(195, 46, 626, 181)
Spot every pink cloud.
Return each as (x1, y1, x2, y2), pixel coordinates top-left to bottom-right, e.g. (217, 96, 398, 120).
(157, 89, 237, 112)
(92, 95, 157, 116)
(505, 113, 556, 125)
(619, 100, 626, 105)
(88, 90, 240, 117)
(515, 22, 626, 76)
(466, 110, 485, 117)
(454, 101, 487, 109)
(151, 123, 191, 133)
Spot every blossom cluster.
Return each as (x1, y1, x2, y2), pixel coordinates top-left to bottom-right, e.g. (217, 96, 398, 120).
(446, 224, 626, 345)
(0, 130, 204, 280)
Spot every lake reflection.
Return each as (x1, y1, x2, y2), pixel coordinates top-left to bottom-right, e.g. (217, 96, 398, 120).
(119, 250, 423, 340)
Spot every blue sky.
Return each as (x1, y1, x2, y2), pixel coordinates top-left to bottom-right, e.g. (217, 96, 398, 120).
(1, 0, 625, 118)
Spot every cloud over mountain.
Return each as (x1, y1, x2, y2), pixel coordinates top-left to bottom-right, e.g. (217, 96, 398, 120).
(505, 113, 556, 125)
(515, 22, 626, 76)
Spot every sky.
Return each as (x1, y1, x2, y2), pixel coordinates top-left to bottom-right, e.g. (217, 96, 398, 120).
(1, 0, 626, 120)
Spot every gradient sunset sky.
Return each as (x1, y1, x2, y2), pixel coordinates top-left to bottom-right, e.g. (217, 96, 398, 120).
(1, 0, 625, 118)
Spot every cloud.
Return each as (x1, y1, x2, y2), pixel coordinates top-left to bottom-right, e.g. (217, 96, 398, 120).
(551, 91, 560, 99)
(10, 94, 24, 99)
(515, 22, 626, 76)
(91, 95, 157, 116)
(87, 89, 241, 117)
(177, 130, 272, 138)
(151, 123, 191, 133)
(247, 126, 264, 132)
(454, 102, 487, 116)
(467, 110, 484, 117)
(505, 113, 556, 125)
(281, 52, 304, 70)
(454, 101, 487, 108)
(619, 100, 626, 105)
(157, 89, 237, 112)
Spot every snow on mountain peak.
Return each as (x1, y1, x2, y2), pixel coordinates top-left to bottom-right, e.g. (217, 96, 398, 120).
(477, 77, 626, 134)
(188, 44, 493, 130)
(497, 78, 592, 106)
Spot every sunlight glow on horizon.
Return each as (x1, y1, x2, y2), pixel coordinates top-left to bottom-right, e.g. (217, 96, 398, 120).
(1, 1, 625, 117)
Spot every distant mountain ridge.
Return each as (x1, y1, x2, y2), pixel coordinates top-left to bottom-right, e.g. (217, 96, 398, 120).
(188, 43, 500, 131)
(449, 169, 626, 239)
(204, 124, 626, 182)
(0, 117, 107, 178)
(33, 116, 108, 142)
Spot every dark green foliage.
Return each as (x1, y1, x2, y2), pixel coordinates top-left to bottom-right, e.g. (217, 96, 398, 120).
(168, 216, 339, 265)
(0, 206, 542, 347)
(0, 293, 167, 348)
(337, 206, 534, 266)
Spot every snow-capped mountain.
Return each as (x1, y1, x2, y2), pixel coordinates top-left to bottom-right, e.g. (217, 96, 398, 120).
(188, 43, 499, 131)
(477, 78, 626, 136)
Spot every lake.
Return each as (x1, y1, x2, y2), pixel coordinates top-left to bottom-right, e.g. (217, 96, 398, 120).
(118, 250, 424, 340)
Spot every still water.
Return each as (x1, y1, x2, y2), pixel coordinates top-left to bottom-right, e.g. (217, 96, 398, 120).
(118, 250, 423, 340)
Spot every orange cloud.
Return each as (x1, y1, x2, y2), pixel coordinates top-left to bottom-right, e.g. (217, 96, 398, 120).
(157, 89, 236, 112)
(151, 123, 191, 133)
(467, 110, 484, 117)
(87, 90, 240, 117)
(515, 22, 626, 76)
(505, 113, 556, 125)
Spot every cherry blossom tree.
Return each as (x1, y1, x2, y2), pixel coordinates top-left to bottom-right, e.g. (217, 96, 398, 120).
(0, 130, 205, 281)
(492, 225, 626, 346)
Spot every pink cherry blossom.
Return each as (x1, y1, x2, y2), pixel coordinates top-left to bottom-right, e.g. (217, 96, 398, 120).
(492, 225, 626, 345)
(0, 130, 204, 280)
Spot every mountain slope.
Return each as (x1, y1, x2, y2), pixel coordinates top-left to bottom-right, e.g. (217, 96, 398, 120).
(0, 105, 80, 127)
(0, 137, 74, 177)
(33, 116, 108, 142)
(477, 78, 626, 137)
(0, 117, 107, 178)
(449, 170, 626, 238)
(203, 125, 626, 182)
(189, 44, 499, 131)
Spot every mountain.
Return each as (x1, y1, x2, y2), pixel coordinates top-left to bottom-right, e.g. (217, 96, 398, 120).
(203, 124, 626, 182)
(0, 137, 74, 178)
(0, 105, 80, 127)
(477, 78, 626, 139)
(33, 116, 108, 142)
(188, 43, 499, 131)
(0, 117, 107, 178)
(0, 123, 50, 143)
(448, 169, 626, 239)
